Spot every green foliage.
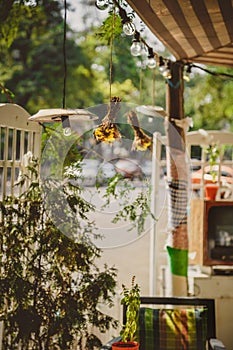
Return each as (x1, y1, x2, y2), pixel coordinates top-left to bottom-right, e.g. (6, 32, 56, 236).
(0, 82, 14, 102)
(0, 158, 117, 349)
(0, 1, 21, 48)
(65, 161, 155, 235)
(40, 124, 155, 235)
(184, 68, 233, 131)
(205, 143, 220, 182)
(110, 184, 156, 235)
(120, 276, 140, 343)
(206, 143, 220, 165)
(96, 12, 123, 44)
(0, 0, 167, 111)
(0, 0, 99, 112)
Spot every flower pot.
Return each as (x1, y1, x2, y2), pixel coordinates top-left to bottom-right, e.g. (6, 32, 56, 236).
(205, 184, 218, 200)
(112, 341, 139, 349)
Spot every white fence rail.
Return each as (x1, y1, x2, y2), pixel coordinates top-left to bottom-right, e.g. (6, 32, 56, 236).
(0, 103, 41, 199)
(0, 104, 41, 350)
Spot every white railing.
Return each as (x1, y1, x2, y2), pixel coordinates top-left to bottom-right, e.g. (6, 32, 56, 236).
(0, 103, 41, 199)
(0, 104, 41, 350)
(186, 130, 233, 201)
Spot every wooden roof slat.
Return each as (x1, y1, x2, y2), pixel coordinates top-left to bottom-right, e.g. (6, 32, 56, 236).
(218, 0, 233, 41)
(192, 57, 233, 68)
(177, 0, 213, 53)
(190, 0, 221, 49)
(163, 0, 203, 56)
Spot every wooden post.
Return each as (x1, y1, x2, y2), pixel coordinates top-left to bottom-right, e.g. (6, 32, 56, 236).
(165, 61, 189, 296)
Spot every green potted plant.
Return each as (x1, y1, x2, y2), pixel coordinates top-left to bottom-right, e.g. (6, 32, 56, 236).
(204, 143, 220, 200)
(112, 276, 140, 350)
(0, 157, 117, 350)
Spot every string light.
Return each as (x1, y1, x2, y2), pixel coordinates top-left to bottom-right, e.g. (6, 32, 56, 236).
(95, 0, 109, 10)
(158, 56, 165, 72)
(147, 47, 156, 69)
(183, 64, 192, 82)
(95, 0, 233, 81)
(161, 60, 172, 79)
(130, 31, 142, 56)
(191, 63, 233, 79)
(122, 21, 136, 36)
(118, 6, 136, 36)
(61, 116, 72, 136)
(106, 0, 174, 79)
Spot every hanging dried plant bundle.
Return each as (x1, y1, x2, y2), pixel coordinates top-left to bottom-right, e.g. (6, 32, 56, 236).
(94, 96, 122, 143)
(127, 110, 152, 151)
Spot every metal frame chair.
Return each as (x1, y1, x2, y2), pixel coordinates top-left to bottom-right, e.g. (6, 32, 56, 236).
(101, 296, 219, 349)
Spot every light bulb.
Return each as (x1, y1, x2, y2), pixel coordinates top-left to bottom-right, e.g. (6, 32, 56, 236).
(63, 127, 72, 137)
(123, 21, 135, 36)
(183, 73, 190, 82)
(147, 47, 156, 69)
(130, 41, 142, 56)
(162, 69, 172, 79)
(147, 57, 156, 69)
(183, 64, 192, 82)
(160, 61, 172, 79)
(159, 65, 166, 74)
(61, 116, 72, 137)
(147, 48, 156, 69)
(95, 0, 108, 10)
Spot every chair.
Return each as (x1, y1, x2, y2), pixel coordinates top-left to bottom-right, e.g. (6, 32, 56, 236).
(101, 296, 224, 350)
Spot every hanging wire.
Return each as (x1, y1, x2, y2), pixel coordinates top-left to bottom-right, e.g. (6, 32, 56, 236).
(108, 6, 116, 101)
(191, 63, 233, 79)
(62, 0, 67, 109)
(151, 68, 156, 105)
(109, 36, 113, 101)
(139, 62, 143, 105)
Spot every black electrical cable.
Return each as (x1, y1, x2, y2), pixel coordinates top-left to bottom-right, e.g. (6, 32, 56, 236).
(62, 0, 67, 109)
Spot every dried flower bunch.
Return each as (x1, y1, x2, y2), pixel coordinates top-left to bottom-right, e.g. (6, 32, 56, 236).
(127, 110, 152, 151)
(94, 96, 122, 143)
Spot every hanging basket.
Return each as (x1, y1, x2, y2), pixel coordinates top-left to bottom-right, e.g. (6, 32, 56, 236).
(112, 341, 139, 349)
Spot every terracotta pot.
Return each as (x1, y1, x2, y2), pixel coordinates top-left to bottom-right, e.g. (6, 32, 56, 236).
(205, 184, 219, 200)
(112, 341, 139, 349)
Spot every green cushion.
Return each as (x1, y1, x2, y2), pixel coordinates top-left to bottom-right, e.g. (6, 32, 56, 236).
(139, 307, 208, 350)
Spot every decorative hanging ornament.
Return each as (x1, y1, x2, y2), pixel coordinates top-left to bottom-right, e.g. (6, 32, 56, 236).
(93, 96, 122, 143)
(127, 110, 152, 151)
(29, 108, 98, 136)
(29, 108, 98, 123)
